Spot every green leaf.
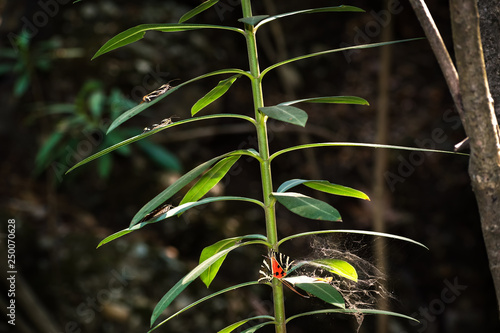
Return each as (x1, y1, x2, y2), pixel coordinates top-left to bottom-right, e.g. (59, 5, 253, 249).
(277, 179, 370, 200)
(309, 259, 358, 282)
(191, 74, 242, 115)
(99, 200, 262, 248)
(278, 229, 429, 250)
(279, 96, 370, 106)
(89, 90, 105, 119)
(92, 24, 244, 60)
(261, 38, 424, 78)
(130, 150, 259, 227)
(105, 84, 180, 134)
(64, 127, 161, 174)
(240, 322, 275, 333)
(199, 235, 267, 288)
(130, 152, 239, 226)
(35, 131, 65, 172)
(106, 68, 251, 133)
(14, 72, 30, 97)
(97, 223, 145, 248)
(272, 192, 342, 221)
(200, 239, 237, 288)
(276, 179, 310, 193)
(179, 0, 220, 23)
(180, 155, 240, 205)
(42, 103, 77, 115)
(295, 281, 345, 308)
(269, 141, 468, 163)
(65, 116, 255, 174)
(97, 153, 112, 178)
(136, 140, 182, 172)
(255, 6, 365, 30)
(259, 105, 308, 127)
(149, 281, 261, 332)
(286, 308, 419, 324)
(217, 316, 275, 333)
(103, 131, 132, 156)
(142, 197, 264, 226)
(150, 240, 265, 327)
(305, 181, 370, 200)
(238, 15, 270, 26)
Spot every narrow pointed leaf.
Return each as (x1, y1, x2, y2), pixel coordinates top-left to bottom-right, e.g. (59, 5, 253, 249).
(97, 224, 143, 248)
(199, 235, 267, 287)
(131, 154, 229, 226)
(191, 74, 242, 115)
(259, 105, 308, 127)
(150, 240, 264, 327)
(286, 308, 419, 324)
(107, 68, 251, 133)
(240, 321, 275, 333)
(255, 6, 365, 29)
(131, 150, 256, 227)
(269, 142, 468, 162)
(277, 179, 370, 200)
(180, 155, 241, 206)
(217, 316, 275, 333)
(135, 196, 264, 228)
(305, 181, 370, 200)
(276, 179, 311, 193)
(261, 39, 424, 78)
(65, 116, 255, 174)
(278, 229, 428, 250)
(272, 192, 341, 221)
(35, 131, 64, 172)
(295, 282, 345, 308)
(279, 96, 369, 106)
(149, 281, 261, 332)
(179, 0, 219, 23)
(309, 259, 358, 282)
(106, 84, 181, 133)
(92, 24, 243, 60)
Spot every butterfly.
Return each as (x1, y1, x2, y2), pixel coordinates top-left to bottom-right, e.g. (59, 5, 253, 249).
(140, 79, 179, 104)
(259, 250, 309, 298)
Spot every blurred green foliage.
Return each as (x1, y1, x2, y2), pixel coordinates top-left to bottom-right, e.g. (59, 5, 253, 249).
(0, 30, 56, 97)
(34, 79, 182, 181)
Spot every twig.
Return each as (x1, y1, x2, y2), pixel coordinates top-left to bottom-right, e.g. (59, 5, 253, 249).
(408, 0, 463, 117)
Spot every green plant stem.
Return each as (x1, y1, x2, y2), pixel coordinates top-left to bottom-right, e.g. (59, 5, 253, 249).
(240, 1, 286, 332)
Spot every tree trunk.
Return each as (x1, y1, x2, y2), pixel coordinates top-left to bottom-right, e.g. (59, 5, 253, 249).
(478, 0, 500, 121)
(450, 0, 500, 318)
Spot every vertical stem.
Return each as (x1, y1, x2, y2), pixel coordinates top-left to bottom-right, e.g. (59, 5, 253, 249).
(240, 1, 286, 332)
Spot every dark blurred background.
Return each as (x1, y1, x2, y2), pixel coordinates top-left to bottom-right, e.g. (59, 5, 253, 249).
(1, 0, 498, 332)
